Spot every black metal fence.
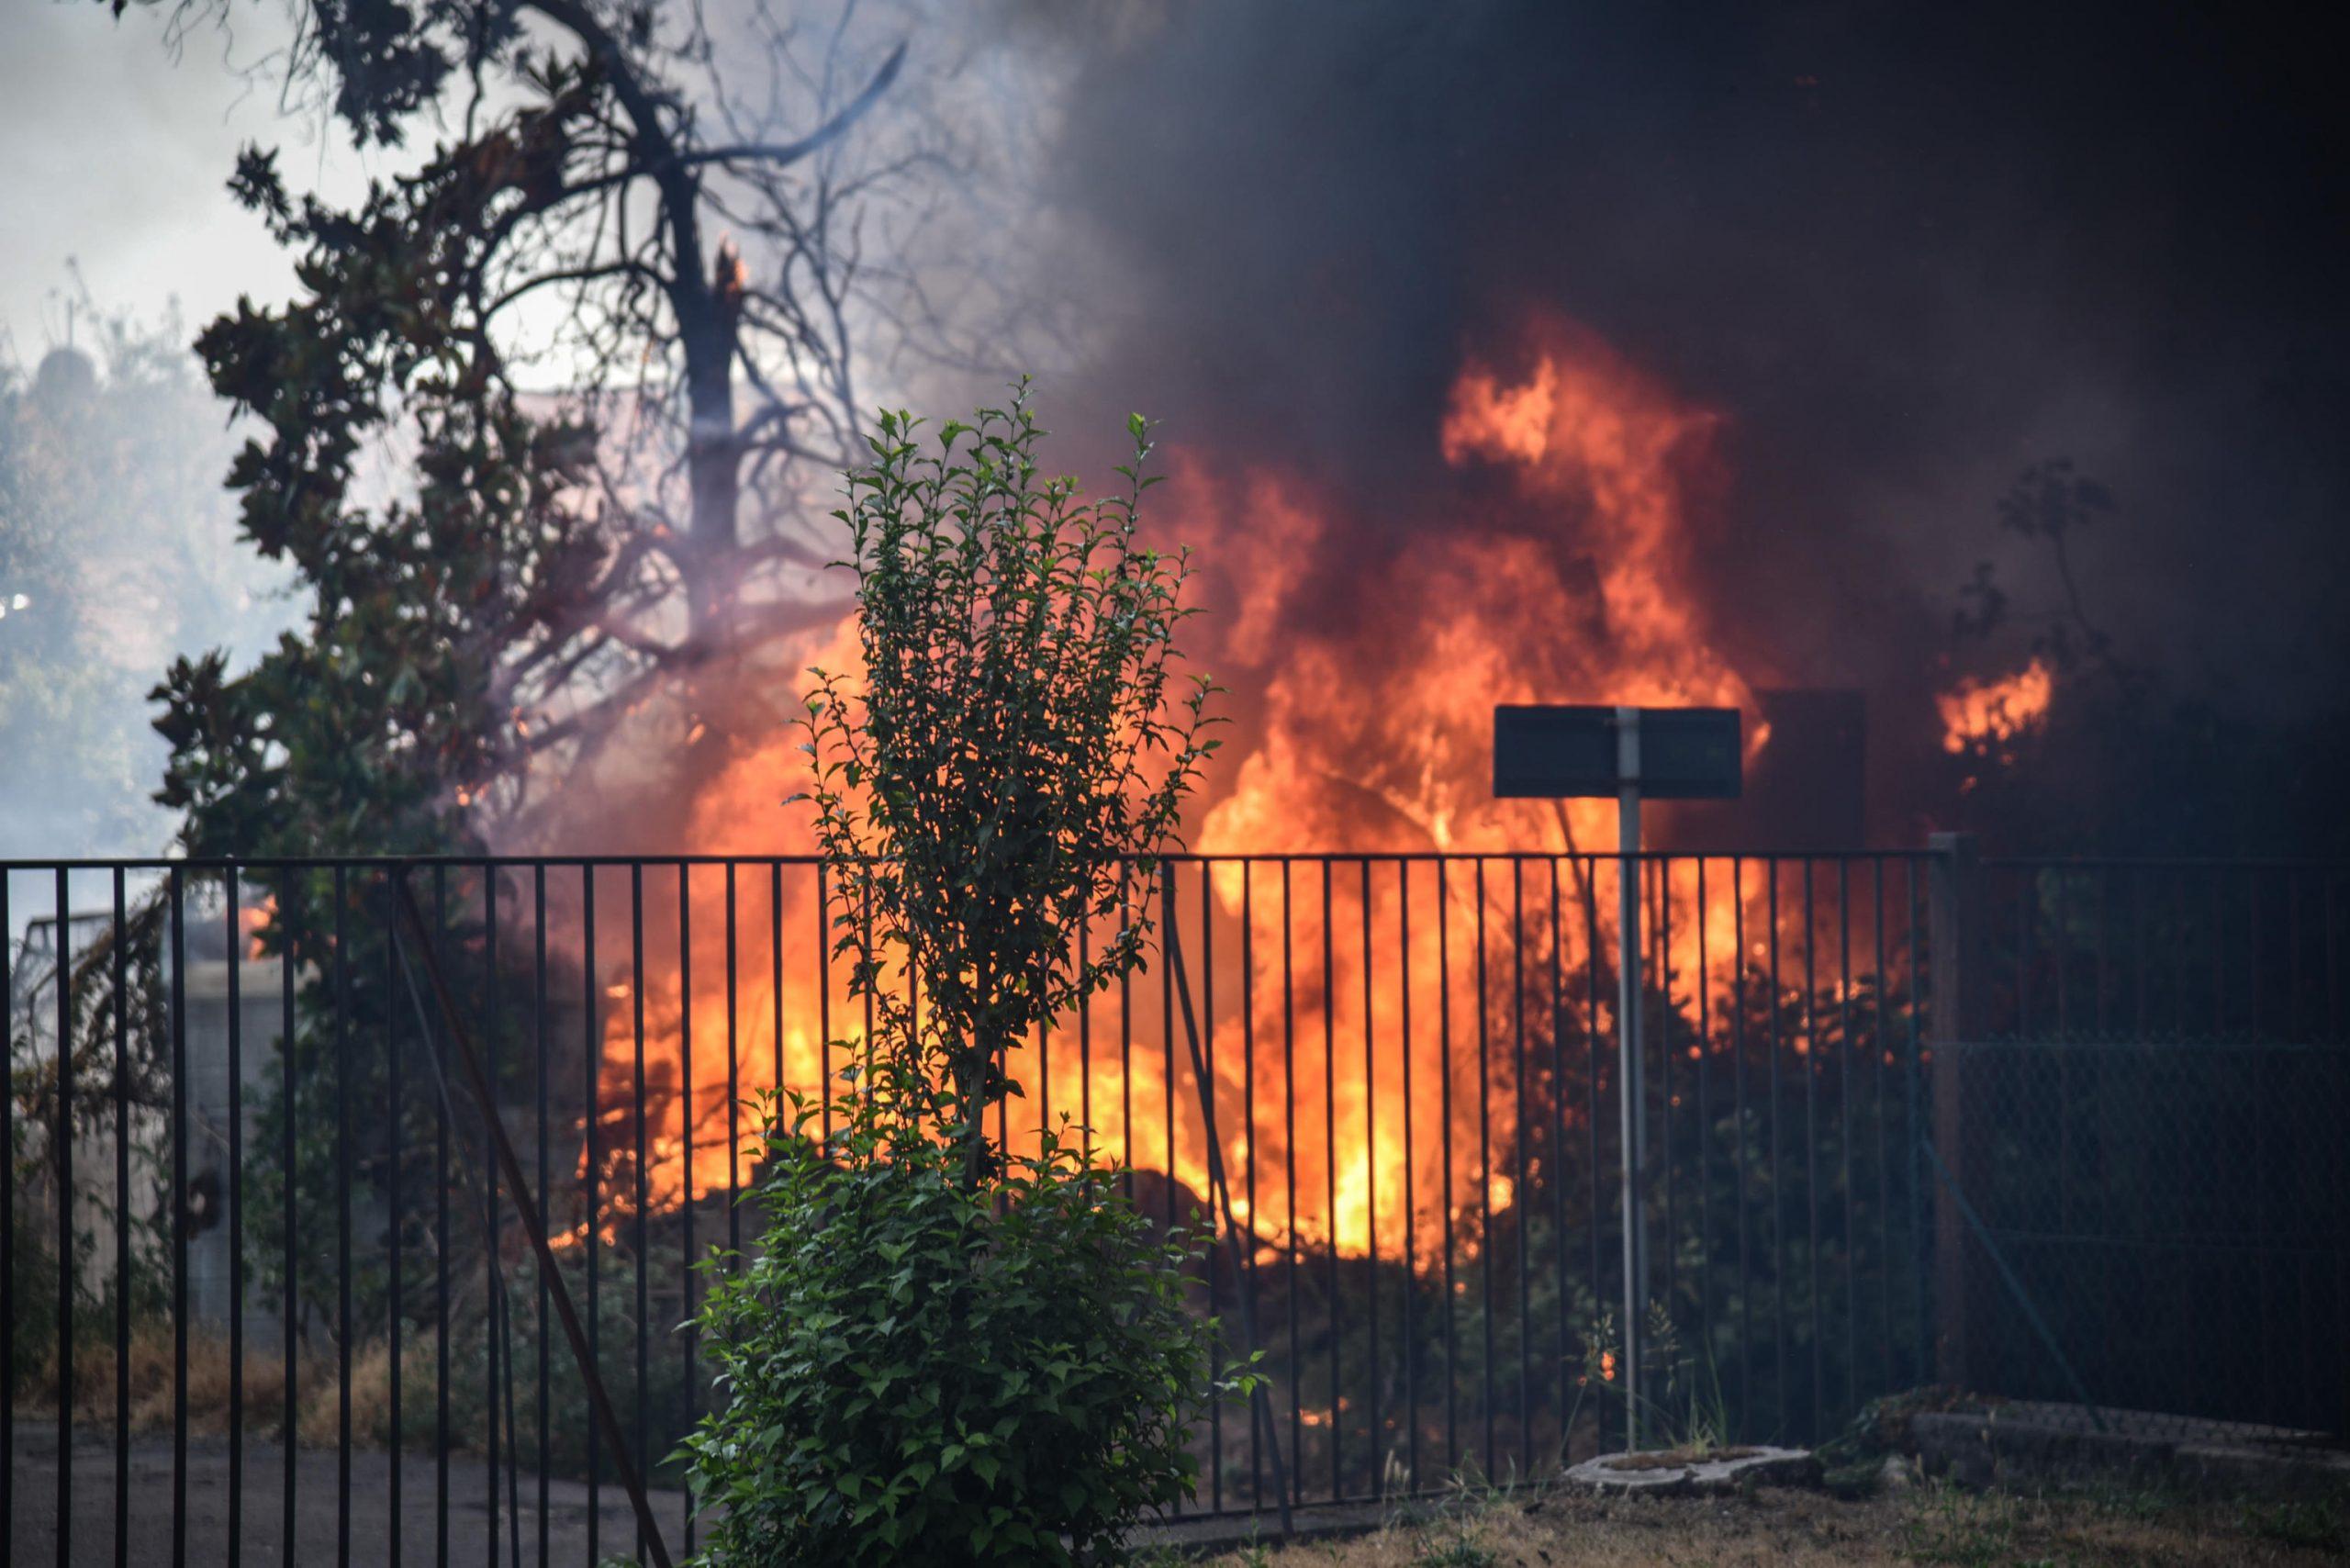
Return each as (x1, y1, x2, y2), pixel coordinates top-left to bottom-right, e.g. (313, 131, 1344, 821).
(1940, 852, 2350, 1434)
(3, 846, 2344, 1563)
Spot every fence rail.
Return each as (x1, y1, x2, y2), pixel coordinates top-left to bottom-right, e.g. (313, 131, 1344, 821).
(4, 845, 2344, 1564)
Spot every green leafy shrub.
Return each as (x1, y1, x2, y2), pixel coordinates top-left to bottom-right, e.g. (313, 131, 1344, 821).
(684, 1092, 1229, 1564)
(680, 391, 1234, 1562)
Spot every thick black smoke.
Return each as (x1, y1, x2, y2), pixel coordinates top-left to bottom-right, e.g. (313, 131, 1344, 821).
(1009, 0, 2350, 812)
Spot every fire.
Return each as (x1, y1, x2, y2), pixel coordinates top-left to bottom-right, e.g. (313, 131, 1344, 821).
(1154, 316, 1762, 1256)
(567, 312, 1907, 1268)
(1939, 656, 2053, 759)
(239, 897, 273, 961)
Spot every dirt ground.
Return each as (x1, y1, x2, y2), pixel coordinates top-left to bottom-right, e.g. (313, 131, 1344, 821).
(1182, 1476, 2350, 1567)
(16, 1428, 2347, 1564)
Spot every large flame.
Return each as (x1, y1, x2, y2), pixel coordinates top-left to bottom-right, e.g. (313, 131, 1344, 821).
(570, 315, 1903, 1266)
(1153, 316, 1761, 1254)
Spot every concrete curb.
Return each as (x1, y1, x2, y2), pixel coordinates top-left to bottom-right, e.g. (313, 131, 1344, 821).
(1912, 1402, 2350, 1497)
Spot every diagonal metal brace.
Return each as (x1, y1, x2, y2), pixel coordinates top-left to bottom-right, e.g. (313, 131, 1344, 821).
(1921, 1137, 2109, 1435)
(1164, 877, 1295, 1535)
(392, 876, 677, 1568)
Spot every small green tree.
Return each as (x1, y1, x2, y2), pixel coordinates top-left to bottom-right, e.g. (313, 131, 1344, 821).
(682, 390, 1232, 1564)
(801, 386, 1217, 1183)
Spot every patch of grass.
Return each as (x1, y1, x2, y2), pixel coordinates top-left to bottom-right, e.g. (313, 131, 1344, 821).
(1200, 1477, 2337, 1565)
(1900, 1481, 2022, 1567)
(1407, 1529, 1494, 1568)
(2074, 1482, 2175, 1524)
(2240, 1495, 2348, 1553)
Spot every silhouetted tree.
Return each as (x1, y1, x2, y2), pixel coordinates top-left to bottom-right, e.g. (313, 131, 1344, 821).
(112, 0, 995, 856)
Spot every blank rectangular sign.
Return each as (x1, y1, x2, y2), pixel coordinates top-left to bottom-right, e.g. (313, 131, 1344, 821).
(1493, 705, 1742, 799)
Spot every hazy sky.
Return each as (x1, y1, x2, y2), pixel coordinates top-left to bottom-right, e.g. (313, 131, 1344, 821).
(0, 4, 387, 360)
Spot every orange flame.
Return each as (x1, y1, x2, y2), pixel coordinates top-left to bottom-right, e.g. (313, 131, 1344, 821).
(1939, 656, 2053, 759)
(572, 315, 1908, 1266)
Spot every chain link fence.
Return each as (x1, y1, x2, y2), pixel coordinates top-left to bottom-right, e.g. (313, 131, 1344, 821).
(1938, 858, 2349, 1436)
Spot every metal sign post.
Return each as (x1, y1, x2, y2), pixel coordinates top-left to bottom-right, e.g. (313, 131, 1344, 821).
(1494, 703, 1740, 1450)
(1614, 708, 1648, 1443)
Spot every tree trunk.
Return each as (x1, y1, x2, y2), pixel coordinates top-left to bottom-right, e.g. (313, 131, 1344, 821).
(677, 234, 742, 656)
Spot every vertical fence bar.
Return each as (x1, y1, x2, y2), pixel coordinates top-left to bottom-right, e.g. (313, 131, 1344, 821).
(1474, 860, 1494, 1472)
(532, 864, 550, 1568)
(1512, 859, 1530, 1478)
(2171, 870, 2189, 1041)
(1659, 860, 1674, 1324)
(1360, 857, 1378, 1492)
(1199, 864, 1220, 1513)
(1908, 860, 1929, 1390)
(1583, 864, 1605, 1449)
(770, 862, 785, 1102)
(1240, 863, 1259, 1506)
(1838, 859, 1856, 1421)
(224, 869, 242, 1568)
(2132, 867, 2150, 1042)
(2327, 869, 2340, 1043)
(2019, 871, 2035, 1041)
(433, 867, 452, 1568)
(2056, 872, 2072, 1243)
(1164, 863, 1181, 1516)
(726, 865, 742, 1259)
(1765, 858, 1786, 1439)
(483, 866, 503, 1568)
(1400, 860, 1418, 1489)
(1548, 858, 1570, 1459)
(1119, 863, 1134, 1203)
(582, 867, 601, 1568)
(816, 864, 831, 1147)
(1873, 858, 1894, 1397)
(1080, 911, 1093, 1160)
(278, 868, 298, 1565)
(387, 877, 406, 1568)
(53, 867, 73, 1568)
(2, 871, 12, 1563)
(631, 865, 651, 1567)
(1438, 857, 1457, 1472)
(2097, 868, 2113, 1038)
(677, 867, 698, 1553)
(1801, 859, 1823, 1436)
(45, 865, 69, 1561)
(330, 865, 351, 1568)
(1731, 858, 1751, 1436)
(116, 868, 133, 1568)
(2247, 866, 2262, 1040)
(1319, 859, 1337, 1501)
(1281, 863, 1301, 1507)
(171, 866, 193, 1567)
(1695, 859, 1714, 1390)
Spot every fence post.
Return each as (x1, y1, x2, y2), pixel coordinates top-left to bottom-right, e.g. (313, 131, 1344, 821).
(1925, 832, 1981, 1392)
